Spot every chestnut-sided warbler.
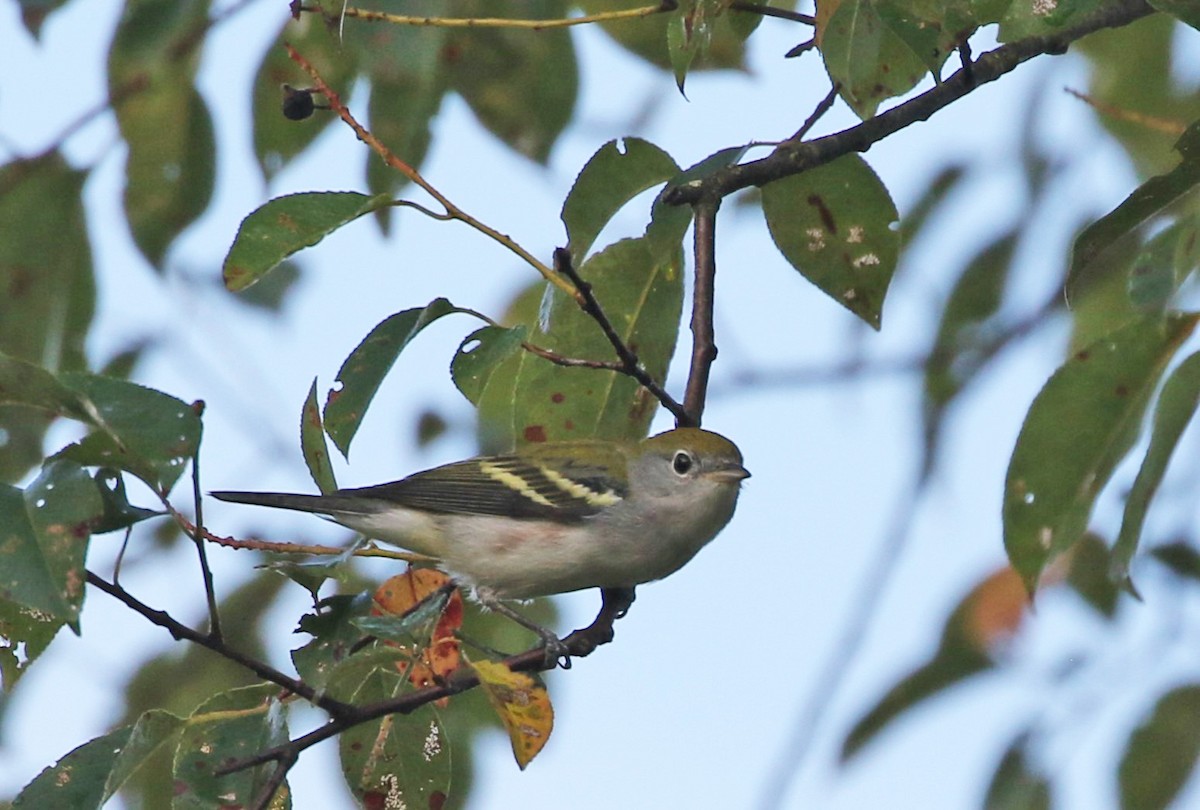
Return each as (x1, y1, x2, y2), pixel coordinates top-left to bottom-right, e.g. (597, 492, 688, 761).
(213, 428, 748, 605)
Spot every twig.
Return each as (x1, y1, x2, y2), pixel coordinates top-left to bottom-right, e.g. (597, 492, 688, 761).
(85, 570, 355, 719)
(683, 197, 720, 424)
(180, 516, 427, 561)
(551, 248, 691, 424)
(296, 1, 674, 29)
(790, 85, 840, 142)
(185, 435, 223, 641)
(663, 0, 1155, 207)
(1065, 87, 1187, 136)
(284, 45, 581, 305)
(784, 38, 816, 58)
(215, 588, 634, 790)
(729, 1, 816, 25)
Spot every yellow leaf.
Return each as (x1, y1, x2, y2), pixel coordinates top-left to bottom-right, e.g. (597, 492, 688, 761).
(470, 658, 554, 769)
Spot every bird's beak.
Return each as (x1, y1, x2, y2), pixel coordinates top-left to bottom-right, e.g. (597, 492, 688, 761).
(709, 464, 751, 483)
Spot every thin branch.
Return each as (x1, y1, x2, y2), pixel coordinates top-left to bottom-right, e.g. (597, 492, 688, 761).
(180, 517, 428, 562)
(551, 248, 691, 424)
(663, 0, 1155, 207)
(297, 1, 674, 29)
(1065, 87, 1188, 136)
(216, 588, 634, 789)
(790, 85, 840, 142)
(284, 45, 582, 305)
(784, 38, 816, 58)
(85, 570, 356, 720)
(185, 434, 223, 641)
(729, 1, 816, 25)
(683, 197, 720, 424)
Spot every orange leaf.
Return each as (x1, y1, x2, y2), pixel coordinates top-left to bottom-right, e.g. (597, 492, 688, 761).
(470, 658, 554, 769)
(372, 569, 463, 694)
(960, 567, 1028, 652)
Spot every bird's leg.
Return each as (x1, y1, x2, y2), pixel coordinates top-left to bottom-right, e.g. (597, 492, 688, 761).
(472, 586, 571, 669)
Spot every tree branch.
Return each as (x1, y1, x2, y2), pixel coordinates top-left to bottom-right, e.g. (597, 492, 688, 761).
(216, 587, 634, 810)
(551, 247, 692, 425)
(683, 197, 720, 423)
(85, 570, 356, 720)
(663, 0, 1155, 207)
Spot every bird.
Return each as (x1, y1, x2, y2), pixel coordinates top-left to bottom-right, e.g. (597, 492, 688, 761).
(212, 427, 748, 652)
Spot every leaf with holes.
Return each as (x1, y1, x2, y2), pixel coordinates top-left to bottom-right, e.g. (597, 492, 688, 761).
(323, 298, 463, 458)
(562, 138, 679, 266)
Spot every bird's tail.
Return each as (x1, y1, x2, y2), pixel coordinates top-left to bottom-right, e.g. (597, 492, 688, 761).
(210, 490, 340, 515)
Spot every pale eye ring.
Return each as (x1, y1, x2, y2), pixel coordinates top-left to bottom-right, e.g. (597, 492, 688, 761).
(672, 450, 694, 476)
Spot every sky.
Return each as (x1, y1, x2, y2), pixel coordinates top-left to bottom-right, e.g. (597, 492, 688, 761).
(3, 1, 1199, 808)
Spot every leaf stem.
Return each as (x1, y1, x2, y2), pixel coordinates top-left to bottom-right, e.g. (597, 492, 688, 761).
(296, 1, 675, 29)
(285, 44, 582, 305)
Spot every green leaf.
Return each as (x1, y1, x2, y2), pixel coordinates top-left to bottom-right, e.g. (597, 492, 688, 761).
(459, 227, 688, 450)
(0, 462, 102, 627)
(451, 325, 528, 406)
(1066, 534, 1122, 618)
(252, 16, 358, 180)
(0, 352, 91, 421)
(91, 469, 163, 533)
(762, 154, 900, 329)
(301, 379, 338, 495)
(843, 567, 1021, 759)
(291, 594, 373, 692)
(223, 192, 391, 291)
(924, 231, 1017, 414)
(360, 19, 447, 233)
(0, 596, 63, 690)
(444, 1, 577, 163)
(842, 624, 991, 759)
(875, 0, 980, 76)
(983, 732, 1051, 810)
(1119, 684, 1200, 810)
(172, 683, 289, 810)
(108, 0, 215, 268)
(667, 0, 716, 93)
(1128, 217, 1200, 311)
(816, 0, 928, 118)
(13, 709, 184, 809)
(350, 589, 450, 644)
(55, 373, 202, 494)
(1069, 122, 1200, 298)
(561, 138, 680, 266)
(451, 325, 528, 453)
(579, 0, 748, 73)
(1151, 541, 1200, 581)
(0, 154, 94, 482)
(998, 0, 1101, 40)
(323, 299, 463, 459)
(332, 650, 451, 808)
(1004, 313, 1200, 592)
(1149, 0, 1200, 30)
(1111, 351, 1200, 583)
(17, 0, 70, 38)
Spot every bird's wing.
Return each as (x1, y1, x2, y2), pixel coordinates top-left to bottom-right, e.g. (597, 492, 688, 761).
(345, 452, 628, 520)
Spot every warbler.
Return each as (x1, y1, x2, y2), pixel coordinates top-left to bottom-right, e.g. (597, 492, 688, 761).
(213, 427, 748, 651)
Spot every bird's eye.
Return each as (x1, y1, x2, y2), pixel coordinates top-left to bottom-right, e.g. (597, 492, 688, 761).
(672, 450, 694, 476)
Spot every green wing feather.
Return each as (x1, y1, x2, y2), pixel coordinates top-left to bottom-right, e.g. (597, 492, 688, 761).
(344, 444, 629, 520)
